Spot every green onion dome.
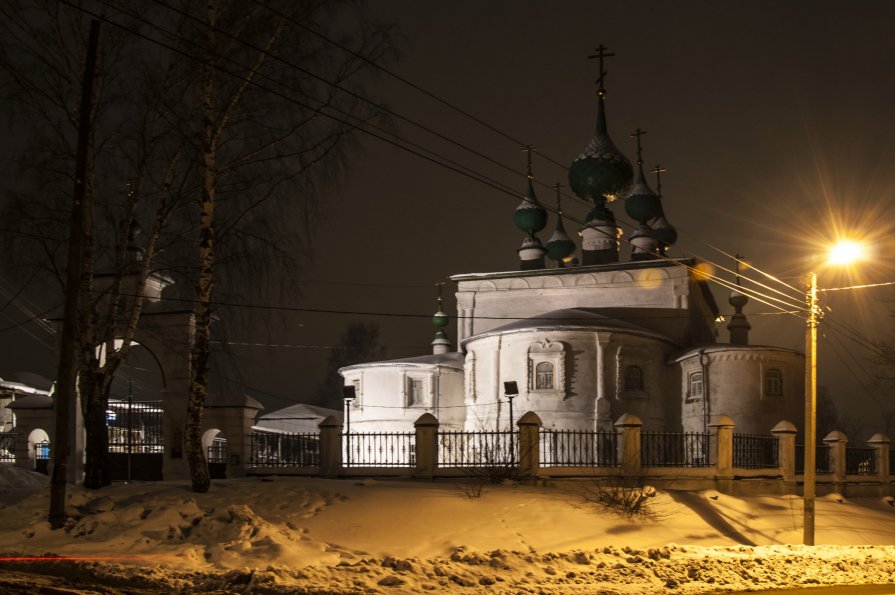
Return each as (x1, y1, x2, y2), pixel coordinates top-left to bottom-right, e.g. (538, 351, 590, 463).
(432, 296, 449, 330)
(650, 213, 678, 246)
(546, 214, 576, 263)
(568, 95, 633, 203)
(514, 178, 548, 234)
(624, 164, 661, 224)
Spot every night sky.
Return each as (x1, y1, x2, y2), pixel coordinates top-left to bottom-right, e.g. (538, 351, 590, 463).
(3, 1, 895, 431)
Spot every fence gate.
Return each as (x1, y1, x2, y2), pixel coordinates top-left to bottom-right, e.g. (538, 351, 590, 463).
(107, 400, 164, 481)
(208, 436, 228, 479)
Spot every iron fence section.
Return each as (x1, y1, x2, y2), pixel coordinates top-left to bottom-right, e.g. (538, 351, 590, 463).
(107, 400, 164, 454)
(795, 444, 832, 474)
(539, 429, 617, 467)
(207, 437, 228, 464)
(34, 440, 50, 474)
(846, 447, 876, 476)
(733, 434, 779, 469)
(345, 432, 415, 467)
(641, 432, 710, 467)
(251, 432, 320, 467)
(0, 432, 15, 463)
(437, 431, 516, 468)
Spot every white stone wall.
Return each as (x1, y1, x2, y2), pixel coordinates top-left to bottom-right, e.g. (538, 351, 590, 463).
(678, 347, 803, 435)
(463, 328, 677, 432)
(452, 261, 711, 345)
(341, 364, 465, 432)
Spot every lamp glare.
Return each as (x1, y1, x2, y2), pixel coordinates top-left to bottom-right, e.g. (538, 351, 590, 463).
(827, 240, 864, 266)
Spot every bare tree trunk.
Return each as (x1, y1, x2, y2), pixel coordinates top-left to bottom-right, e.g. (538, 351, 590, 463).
(49, 19, 100, 527)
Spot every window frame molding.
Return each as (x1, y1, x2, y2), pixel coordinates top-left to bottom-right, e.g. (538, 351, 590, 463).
(527, 339, 565, 397)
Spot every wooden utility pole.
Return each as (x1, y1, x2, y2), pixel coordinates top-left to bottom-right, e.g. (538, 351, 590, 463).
(49, 19, 100, 529)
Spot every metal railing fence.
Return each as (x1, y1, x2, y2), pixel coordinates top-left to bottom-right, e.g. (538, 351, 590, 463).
(344, 432, 415, 468)
(733, 434, 779, 469)
(251, 432, 320, 467)
(437, 431, 516, 468)
(0, 432, 15, 463)
(795, 444, 832, 474)
(539, 429, 618, 467)
(846, 447, 876, 476)
(641, 432, 710, 467)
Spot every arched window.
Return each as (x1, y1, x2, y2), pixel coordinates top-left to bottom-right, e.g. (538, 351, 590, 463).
(624, 365, 644, 391)
(535, 362, 554, 390)
(688, 371, 704, 401)
(765, 368, 782, 396)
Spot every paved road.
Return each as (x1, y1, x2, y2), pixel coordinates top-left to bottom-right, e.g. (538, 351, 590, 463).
(735, 585, 895, 594)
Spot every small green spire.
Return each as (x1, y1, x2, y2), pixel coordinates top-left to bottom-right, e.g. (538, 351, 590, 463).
(546, 183, 576, 265)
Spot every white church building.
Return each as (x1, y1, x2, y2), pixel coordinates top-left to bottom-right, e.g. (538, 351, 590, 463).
(340, 59, 803, 437)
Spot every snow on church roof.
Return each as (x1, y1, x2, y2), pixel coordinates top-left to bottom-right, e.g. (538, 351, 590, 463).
(340, 351, 465, 374)
(461, 308, 676, 346)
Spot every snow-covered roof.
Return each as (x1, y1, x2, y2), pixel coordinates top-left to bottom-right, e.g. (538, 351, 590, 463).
(340, 351, 465, 374)
(461, 308, 675, 346)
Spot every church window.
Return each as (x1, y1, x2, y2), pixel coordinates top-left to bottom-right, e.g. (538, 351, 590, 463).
(624, 365, 643, 391)
(528, 339, 565, 394)
(351, 379, 361, 409)
(535, 362, 554, 390)
(408, 378, 424, 407)
(765, 368, 782, 396)
(688, 371, 703, 401)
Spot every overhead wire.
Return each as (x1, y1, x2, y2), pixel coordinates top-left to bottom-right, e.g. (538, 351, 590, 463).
(47, 2, 868, 335)
(47, 1, 810, 320)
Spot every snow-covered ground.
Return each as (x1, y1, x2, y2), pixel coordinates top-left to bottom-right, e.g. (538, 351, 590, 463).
(0, 464, 894, 593)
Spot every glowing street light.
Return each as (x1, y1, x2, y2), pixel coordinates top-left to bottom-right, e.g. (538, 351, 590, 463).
(803, 239, 865, 546)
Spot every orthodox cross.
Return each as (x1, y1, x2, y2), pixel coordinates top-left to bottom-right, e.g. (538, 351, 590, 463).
(587, 44, 614, 95)
(521, 144, 537, 179)
(630, 128, 647, 165)
(652, 164, 667, 197)
(552, 182, 565, 214)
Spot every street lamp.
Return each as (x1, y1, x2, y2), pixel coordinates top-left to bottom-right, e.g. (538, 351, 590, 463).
(342, 385, 356, 466)
(504, 381, 518, 465)
(803, 240, 865, 546)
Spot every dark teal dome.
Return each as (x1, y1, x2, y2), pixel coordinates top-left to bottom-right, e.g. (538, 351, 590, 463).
(568, 96, 633, 202)
(625, 166, 662, 224)
(546, 215, 576, 263)
(514, 179, 548, 233)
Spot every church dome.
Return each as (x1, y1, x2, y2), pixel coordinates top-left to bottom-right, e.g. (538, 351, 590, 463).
(546, 214, 576, 263)
(568, 95, 633, 203)
(514, 179, 548, 234)
(624, 167, 662, 224)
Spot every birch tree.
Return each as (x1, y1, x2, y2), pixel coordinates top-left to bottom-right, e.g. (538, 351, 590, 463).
(1, 0, 391, 492)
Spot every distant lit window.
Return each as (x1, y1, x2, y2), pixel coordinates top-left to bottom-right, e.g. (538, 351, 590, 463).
(624, 365, 643, 391)
(765, 369, 782, 396)
(688, 372, 703, 401)
(535, 362, 554, 390)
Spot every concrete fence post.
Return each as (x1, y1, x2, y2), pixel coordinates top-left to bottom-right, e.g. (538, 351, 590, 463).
(517, 411, 543, 478)
(823, 430, 848, 485)
(867, 433, 890, 483)
(614, 414, 642, 475)
(709, 415, 735, 492)
(771, 420, 798, 484)
(318, 415, 343, 478)
(414, 413, 439, 479)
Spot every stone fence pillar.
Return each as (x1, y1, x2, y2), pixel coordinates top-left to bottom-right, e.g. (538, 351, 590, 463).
(517, 411, 542, 478)
(614, 414, 642, 475)
(771, 420, 798, 483)
(867, 433, 890, 482)
(709, 415, 735, 476)
(823, 430, 848, 485)
(318, 415, 342, 477)
(414, 413, 438, 479)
